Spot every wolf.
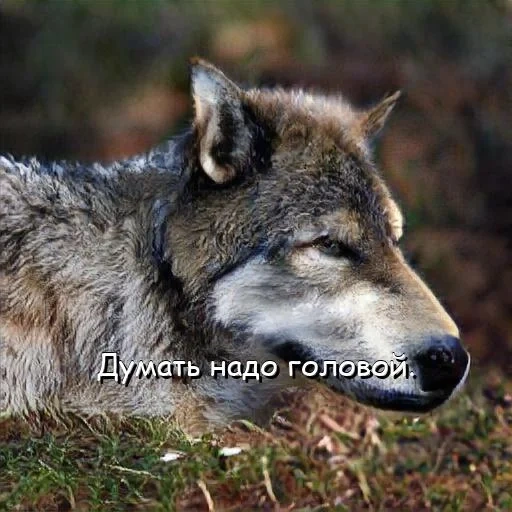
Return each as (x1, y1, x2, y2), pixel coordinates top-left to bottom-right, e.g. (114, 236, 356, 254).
(0, 59, 470, 433)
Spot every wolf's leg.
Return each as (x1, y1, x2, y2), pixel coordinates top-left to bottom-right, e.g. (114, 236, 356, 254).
(0, 329, 64, 415)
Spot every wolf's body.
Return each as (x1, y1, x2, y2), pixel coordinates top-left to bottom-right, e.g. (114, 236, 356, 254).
(0, 60, 469, 433)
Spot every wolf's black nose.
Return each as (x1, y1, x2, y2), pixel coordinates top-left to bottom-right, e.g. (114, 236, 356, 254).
(415, 336, 469, 394)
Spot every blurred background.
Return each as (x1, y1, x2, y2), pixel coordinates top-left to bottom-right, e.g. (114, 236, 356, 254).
(1, 0, 510, 374)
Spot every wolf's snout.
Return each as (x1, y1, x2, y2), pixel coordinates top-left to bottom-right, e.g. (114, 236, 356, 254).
(415, 336, 470, 395)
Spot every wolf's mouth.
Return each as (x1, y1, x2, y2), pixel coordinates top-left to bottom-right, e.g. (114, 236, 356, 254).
(331, 380, 452, 413)
(267, 339, 466, 414)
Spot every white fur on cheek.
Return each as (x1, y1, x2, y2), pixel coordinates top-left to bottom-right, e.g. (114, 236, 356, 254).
(300, 247, 323, 262)
(213, 258, 382, 347)
(211, 257, 425, 396)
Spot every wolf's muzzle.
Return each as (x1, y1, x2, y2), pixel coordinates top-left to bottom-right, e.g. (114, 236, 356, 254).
(414, 335, 470, 395)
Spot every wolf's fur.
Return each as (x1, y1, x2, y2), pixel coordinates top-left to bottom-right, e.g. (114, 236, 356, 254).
(0, 59, 469, 433)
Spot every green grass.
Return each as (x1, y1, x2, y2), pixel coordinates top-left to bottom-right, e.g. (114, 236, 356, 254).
(1, 372, 511, 511)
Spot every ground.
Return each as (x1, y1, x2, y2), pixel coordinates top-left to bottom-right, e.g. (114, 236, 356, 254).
(1, 371, 510, 511)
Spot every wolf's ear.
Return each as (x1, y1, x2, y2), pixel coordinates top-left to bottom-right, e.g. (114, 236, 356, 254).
(359, 91, 401, 138)
(190, 58, 251, 184)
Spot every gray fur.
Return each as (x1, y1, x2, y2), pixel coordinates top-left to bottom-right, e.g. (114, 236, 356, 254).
(0, 60, 469, 433)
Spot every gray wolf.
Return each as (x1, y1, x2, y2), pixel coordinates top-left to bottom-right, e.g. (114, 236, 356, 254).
(0, 59, 470, 433)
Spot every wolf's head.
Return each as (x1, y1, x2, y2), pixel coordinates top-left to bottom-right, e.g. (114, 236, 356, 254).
(172, 59, 470, 413)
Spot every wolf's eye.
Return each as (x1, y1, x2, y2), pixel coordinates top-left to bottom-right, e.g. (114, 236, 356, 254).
(312, 235, 361, 261)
